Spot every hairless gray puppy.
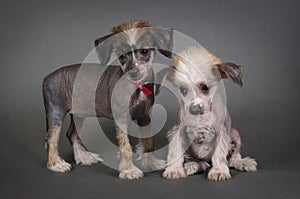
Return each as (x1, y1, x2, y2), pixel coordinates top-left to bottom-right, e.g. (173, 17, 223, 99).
(161, 46, 257, 181)
(42, 21, 173, 179)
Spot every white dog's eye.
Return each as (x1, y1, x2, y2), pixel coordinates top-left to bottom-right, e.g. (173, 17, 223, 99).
(179, 86, 188, 96)
(200, 84, 209, 94)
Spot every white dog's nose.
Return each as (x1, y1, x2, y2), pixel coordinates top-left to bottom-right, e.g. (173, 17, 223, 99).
(189, 103, 204, 115)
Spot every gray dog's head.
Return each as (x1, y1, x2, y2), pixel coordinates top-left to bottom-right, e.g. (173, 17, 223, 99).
(167, 46, 243, 134)
(95, 21, 173, 81)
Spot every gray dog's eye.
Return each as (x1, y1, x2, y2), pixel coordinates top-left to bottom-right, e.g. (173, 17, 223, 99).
(140, 49, 149, 55)
(119, 54, 126, 60)
(179, 86, 188, 96)
(200, 84, 209, 94)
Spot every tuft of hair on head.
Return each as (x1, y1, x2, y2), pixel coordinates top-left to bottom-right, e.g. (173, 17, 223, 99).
(112, 20, 152, 33)
(171, 46, 222, 84)
(172, 46, 221, 70)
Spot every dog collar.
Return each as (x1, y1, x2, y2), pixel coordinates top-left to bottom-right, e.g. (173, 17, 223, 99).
(130, 80, 153, 95)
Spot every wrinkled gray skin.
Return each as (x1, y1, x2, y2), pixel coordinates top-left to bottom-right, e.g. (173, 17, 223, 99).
(42, 27, 173, 179)
(162, 63, 257, 181)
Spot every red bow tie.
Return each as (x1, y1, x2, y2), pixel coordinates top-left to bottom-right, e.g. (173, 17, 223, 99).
(130, 80, 153, 95)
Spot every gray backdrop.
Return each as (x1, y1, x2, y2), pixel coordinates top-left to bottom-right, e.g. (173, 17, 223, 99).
(0, 0, 299, 199)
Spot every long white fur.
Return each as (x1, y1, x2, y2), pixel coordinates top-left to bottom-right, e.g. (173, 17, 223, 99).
(173, 46, 221, 86)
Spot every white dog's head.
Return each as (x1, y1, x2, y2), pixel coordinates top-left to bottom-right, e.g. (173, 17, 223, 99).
(168, 46, 243, 136)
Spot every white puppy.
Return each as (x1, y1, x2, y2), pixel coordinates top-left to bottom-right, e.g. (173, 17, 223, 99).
(162, 46, 257, 181)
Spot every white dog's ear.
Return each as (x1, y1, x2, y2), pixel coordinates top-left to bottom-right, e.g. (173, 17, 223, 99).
(216, 63, 243, 87)
(94, 33, 115, 66)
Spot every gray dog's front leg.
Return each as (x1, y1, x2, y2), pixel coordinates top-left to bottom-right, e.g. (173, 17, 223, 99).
(115, 122, 143, 180)
(136, 116, 166, 170)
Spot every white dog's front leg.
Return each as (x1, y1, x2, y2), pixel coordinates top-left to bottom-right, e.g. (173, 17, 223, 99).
(208, 128, 232, 181)
(163, 126, 186, 180)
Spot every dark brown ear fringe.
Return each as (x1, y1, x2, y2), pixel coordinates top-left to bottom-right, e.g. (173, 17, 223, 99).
(216, 63, 243, 87)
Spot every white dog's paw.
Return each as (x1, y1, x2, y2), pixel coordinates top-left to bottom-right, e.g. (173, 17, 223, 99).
(141, 154, 166, 170)
(234, 157, 258, 172)
(208, 169, 231, 181)
(184, 161, 210, 176)
(73, 144, 103, 165)
(48, 159, 72, 172)
(163, 166, 186, 180)
(119, 166, 144, 180)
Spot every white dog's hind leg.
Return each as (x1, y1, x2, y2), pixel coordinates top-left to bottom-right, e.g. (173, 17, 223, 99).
(184, 161, 210, 176)
(228, 152, 257, 172)
(228, 128, 257, 172)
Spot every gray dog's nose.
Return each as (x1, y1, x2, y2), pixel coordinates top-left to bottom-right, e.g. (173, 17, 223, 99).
(128, 68, 140, 78)
(189, 103, 203, 115)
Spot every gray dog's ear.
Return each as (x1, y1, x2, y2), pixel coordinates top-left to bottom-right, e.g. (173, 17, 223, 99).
(149, 28, 173, 58)
(216, 63, 243, 87)
(94, 33, 114, 66)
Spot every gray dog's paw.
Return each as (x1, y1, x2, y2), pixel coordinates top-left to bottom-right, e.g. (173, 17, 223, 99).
(119, 166, 144, 180)
(75, 151, 103, 165)
(73, 144, 103, 165)
(163, 166, 186, 179)
(141, 154, 166, 170)
(208, 169, 231, 181)
(48, 159, 72, 173)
